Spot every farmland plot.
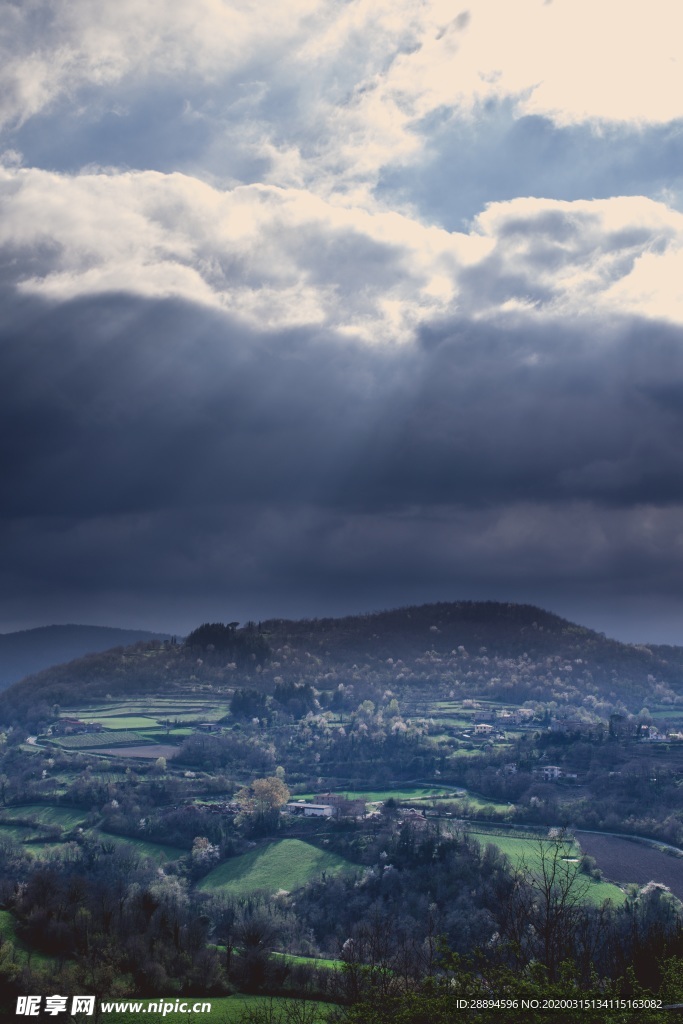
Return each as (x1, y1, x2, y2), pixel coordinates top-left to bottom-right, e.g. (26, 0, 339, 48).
(466, 828, 626, 905)
(197, 839, 353, 896)
(0, 804, 87, 829)
(94, 743, 180, 759)
(577, 831, 683, 900)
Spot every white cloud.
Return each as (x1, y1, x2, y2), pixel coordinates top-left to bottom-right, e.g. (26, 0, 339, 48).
(0, 165, 482, 341)
(0, 0, 323, 128)
(3, 165, 683, 342)
(467, 195, 683, 324)
(3, 0, 683, 204)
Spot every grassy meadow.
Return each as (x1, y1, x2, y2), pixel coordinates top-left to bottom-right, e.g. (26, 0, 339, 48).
(1, 804, 87, 828)
(466, 827, 626, 905)
(197, 839, 353, 897)
(101, 995, 333, 1023)
(0, 910, 57, 967)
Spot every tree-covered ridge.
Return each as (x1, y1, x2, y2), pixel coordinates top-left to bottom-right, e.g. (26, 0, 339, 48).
(0, 622, 270, 725)
(0, 624, 168, 690)
(185, 622, 270, 665)
(0, 601, 682, 727)
(263, 601, 668, 683)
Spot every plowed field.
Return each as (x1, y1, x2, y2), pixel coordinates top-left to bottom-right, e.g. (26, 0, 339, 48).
(577, 832, 683, 899)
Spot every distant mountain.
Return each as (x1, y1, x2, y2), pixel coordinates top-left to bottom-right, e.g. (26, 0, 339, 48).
(0, 624, 169, 690)
(1, 602, 682, 724)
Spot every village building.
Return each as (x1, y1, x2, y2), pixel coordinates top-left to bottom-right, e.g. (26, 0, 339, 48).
(284, 802, 334, 817)
(400, 808, 428, 828)
(314, 793, 366, 818)
(536, 765, 563, 781)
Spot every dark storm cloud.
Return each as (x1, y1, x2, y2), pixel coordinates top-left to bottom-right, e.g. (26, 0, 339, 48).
(4, 278, 683, 635)
(4, 290, 683, 529)
(0, 290, 391, 518)
(5, 2, 683, 640)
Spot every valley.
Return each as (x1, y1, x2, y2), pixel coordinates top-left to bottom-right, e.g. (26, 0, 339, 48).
(0, 603, 682, 1020)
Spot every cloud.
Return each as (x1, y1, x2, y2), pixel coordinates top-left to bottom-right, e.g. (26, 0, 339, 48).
(3, 165, 683, 331)
(3, 168, 683, 530)
(2, 231, 683, 634)
(465, 195, 683, 322)
(3, 168, 683, 520)
(4, 1, 683, 203)
(2, 281, 683, 524)
(3, 164, 683, 345)
(5, 492, 683, 639)
(0, 164, 488, 342)
(0, 0, 321, 128)
(4, 3, 683, 640)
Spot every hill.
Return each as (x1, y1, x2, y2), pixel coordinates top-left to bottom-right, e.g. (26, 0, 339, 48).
(196, 839, 353, 896)
(0, 624, 169, 691)
(0, 602, 682, 724)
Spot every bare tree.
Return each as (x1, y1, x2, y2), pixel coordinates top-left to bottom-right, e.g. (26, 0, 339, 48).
(515, 829, 591, 977)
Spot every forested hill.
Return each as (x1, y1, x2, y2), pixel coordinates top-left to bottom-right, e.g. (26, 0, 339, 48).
(0, 624, 169, 690)
(263, 600, 683, 700)
(263, 601, 613, 660)
(1, 602, 682, 725)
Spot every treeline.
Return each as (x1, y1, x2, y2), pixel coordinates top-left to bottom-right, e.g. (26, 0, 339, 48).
(0, 622, 272, 727)
(2, 602, 683, 730)
(260, 601, 682, 704)
(185, 622, 270, 665)
(1, 823, 682, 1022)
(451, 733, 683, 845)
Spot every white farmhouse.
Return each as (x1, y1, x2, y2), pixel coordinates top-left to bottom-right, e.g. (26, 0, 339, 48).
(284, 802, 333, 817)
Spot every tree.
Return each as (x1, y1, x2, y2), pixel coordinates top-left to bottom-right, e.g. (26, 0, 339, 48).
(191, 836, 219, 869)
(236, 777, 290, 834)
(185, 622, 270, 665)
(512, 829, 591, 977)
(231, 688, 269, 721)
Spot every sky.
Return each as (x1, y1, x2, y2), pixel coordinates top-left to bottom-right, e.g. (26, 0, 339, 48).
(3, 1, 683, 642)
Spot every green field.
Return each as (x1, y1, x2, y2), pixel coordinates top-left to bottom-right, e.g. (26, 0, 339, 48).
(23, 841, 72, 858)
(293, 786, 510, 814)
(296, 785, 460, 803)
(467, 829, 626, 905)
(95, 831, 186, 862)
(0, 822, 38, 843)
(61, 698, 234, 740)
(438, 792, 513, 814)
(0, 824, 186, 863)
(2, 804, 87, 829)
(197, 839, 353, 896)
(137, 726, 193, 738)
(272, 951, 344, 971)
(52, 731, 156, 748)
(0, 910, 56, 966)
(101, 995, 332, 1023)
(79, 715, 164, 730)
